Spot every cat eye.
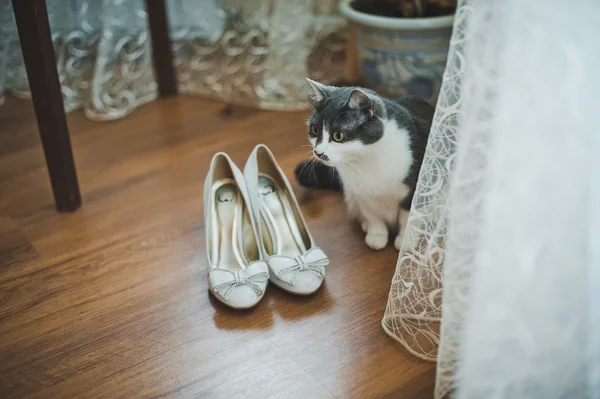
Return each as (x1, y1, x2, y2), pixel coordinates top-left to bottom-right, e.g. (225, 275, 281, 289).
(310, 124, 318, 137)
(332, 131, 345, 142)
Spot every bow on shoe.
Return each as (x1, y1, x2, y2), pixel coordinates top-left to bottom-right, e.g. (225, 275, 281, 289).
(267, 247, 329, 286)
(208, 262, 269, 301)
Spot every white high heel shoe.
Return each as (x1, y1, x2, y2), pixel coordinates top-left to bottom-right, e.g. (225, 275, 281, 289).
(204, 152, 269, 309)
(244, 144, 329, 295)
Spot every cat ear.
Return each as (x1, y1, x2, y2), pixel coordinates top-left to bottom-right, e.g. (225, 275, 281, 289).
(306, 78, 328, 102)
(347, 90, 374, 117)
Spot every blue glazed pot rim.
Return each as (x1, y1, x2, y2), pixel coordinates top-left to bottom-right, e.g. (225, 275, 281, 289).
(339, 0, 454, 30)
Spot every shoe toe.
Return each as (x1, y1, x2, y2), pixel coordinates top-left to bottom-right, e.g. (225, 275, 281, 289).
(272, 270, 323, 295)
(212, 281, 267, 309)
(294, 271, 324, 294)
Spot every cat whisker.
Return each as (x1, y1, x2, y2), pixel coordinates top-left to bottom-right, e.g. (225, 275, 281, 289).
(344, 154, 365, 166)
(298, 156, 316, 177)
(341, 156, 367, 179)
(342, 159, 366, 180)
(300, 101, 316, 112)
(303, 151, 316, 163)
(308, 160, 317, 182)
(339, 159, 366, 188)
(337, 162, 357, 187)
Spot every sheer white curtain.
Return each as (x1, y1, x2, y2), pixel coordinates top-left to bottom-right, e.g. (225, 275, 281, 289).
(0, 0, 345, 120)
(383, 0, 600, 398)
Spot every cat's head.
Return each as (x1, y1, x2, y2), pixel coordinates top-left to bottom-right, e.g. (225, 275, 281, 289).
(305, 79, 385, 167)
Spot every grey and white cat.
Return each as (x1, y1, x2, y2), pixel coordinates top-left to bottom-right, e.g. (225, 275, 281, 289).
(298, 79, 434, 251)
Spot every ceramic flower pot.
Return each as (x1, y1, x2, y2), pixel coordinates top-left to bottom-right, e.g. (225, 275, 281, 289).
(339, 0, 454, 102)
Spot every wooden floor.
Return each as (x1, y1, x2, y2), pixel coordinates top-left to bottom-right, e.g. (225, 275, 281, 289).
(0, 96, 435, 399)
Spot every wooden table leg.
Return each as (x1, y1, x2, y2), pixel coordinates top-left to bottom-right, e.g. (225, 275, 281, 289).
(12, 0, 81, 212)
(145, 0, 178, 97)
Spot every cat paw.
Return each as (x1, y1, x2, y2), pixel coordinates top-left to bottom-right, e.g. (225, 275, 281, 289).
(365, 233, 387, 250)
(394, 234, 404, 251)
(361, 221, 368, 233)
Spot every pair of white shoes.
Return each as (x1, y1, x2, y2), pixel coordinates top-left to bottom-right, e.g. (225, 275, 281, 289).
(204, 144, 329, 309)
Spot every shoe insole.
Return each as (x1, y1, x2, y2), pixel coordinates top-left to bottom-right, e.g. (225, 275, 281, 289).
(258, 174, 307, 258)
(211, 179, 246, 272)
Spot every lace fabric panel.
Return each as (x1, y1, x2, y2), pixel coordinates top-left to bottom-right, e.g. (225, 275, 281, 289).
(381, 0, 474, 364)
(384, 0, 600, 398)
(448, 1, 600, 397)
(173, 0, 346, 110)
(0, 0, 346, 120)
(55, 1, 103, 114)
(0, 0, 12, 106)
(86, 0, 156, 120)
(0, 0, 27, 102)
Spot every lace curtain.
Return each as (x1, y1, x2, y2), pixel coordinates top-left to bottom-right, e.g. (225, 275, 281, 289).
(383, 0, 600, 398)
(0, 0, 346, 120)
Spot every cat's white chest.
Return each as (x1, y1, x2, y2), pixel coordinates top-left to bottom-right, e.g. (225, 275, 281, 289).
(344, 173, 410, 225)
(351, 118, 412, 197)
(340, 118, 413, 225)
(355, 173, 410, 199)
